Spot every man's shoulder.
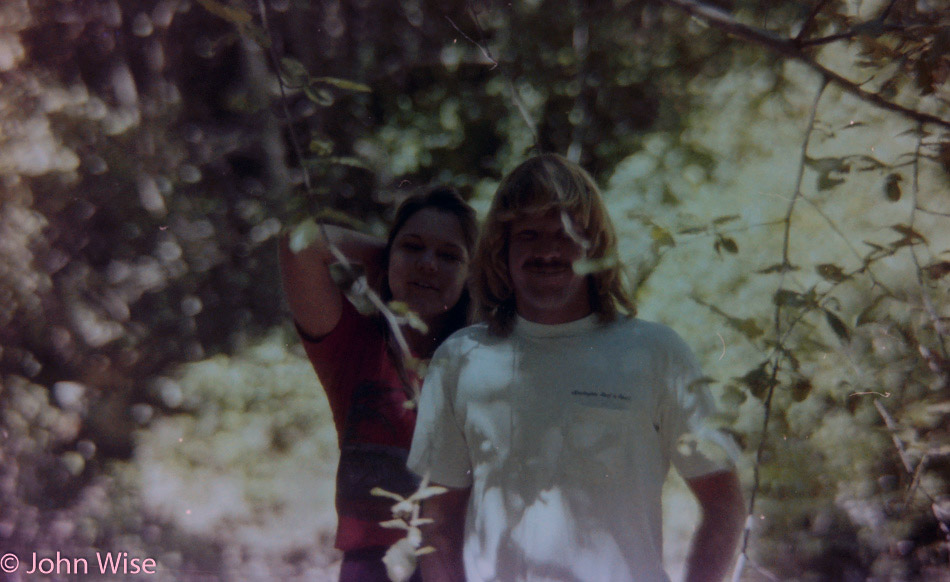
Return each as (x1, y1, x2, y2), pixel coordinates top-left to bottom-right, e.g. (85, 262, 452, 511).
(603, 315, 679, 340)
(437, 322, 505, 353)
(602, 316, 692, 356)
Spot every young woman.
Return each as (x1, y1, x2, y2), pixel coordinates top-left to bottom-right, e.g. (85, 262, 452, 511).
(279, 187, 478, 582)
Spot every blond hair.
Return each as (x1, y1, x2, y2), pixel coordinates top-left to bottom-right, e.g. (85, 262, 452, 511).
(473, 153, 636, 336)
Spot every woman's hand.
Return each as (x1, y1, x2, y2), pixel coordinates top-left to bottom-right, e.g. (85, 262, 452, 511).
(279, 223, 385, 338)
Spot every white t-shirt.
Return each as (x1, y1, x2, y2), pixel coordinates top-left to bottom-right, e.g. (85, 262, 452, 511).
(408, 314, 734, 582)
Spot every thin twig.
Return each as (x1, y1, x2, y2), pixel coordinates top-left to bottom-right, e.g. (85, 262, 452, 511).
(800, 0, 902, 49)
(256, 0, 311, 193)
(878, 0, 901, 22)
(566, 0, 590, 163)
(799, 22, 902, 48)
(658, 0, 950, 130)
(256, 0, 422, 399)
(778, 80, 828, 281)
(875, 398, 916, 474)
(799, 23, 902, 48)
(907, 124, 950, 360)
(445, 9, 540, 150)
(794, 0, 834, 44)
(445, 15, 498, 69)
(735, 80, 827, 580)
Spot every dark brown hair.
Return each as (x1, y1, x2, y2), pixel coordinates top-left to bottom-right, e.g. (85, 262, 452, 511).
(379, 186, 478, 351)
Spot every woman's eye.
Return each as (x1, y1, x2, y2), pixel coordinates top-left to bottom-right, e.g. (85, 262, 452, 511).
(400, 241, 424, 251)
(439, 252, 463, 262)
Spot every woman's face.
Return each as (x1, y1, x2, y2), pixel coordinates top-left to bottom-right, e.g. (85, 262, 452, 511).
(387, 207, 471, 324)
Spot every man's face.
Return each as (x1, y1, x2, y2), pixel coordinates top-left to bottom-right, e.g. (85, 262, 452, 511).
(507, 208, 592, 325)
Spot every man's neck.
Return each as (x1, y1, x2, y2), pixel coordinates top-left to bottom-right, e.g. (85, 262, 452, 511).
(515, 299, 593, 325)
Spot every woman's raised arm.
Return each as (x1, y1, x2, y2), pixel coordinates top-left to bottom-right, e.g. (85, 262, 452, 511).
(279, 224, 385, 338)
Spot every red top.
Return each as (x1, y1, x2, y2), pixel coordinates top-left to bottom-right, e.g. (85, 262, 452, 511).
(300, 299, 420, 551)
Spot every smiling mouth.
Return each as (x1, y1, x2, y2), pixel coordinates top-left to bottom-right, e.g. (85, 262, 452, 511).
(410, 281, 439, 291)
(524, 261, 572, 275)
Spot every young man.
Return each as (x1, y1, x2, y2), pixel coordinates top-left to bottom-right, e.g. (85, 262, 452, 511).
(407, 154, 745, 582)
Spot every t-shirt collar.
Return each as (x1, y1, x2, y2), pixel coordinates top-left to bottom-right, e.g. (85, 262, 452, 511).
(513, 313, 600, 338)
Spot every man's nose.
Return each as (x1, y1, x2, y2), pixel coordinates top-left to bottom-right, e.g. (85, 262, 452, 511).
(532, 235, 564, 259)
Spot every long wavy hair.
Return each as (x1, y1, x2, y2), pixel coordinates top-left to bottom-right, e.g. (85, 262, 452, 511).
(378, 186, 479, 352)
(473, 153, 636, 336)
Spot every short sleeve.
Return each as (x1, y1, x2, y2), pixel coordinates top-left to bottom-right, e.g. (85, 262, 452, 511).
(297, 299, 377, 431)
(407, 340, 473, 488)
(655, 330, 738, 480)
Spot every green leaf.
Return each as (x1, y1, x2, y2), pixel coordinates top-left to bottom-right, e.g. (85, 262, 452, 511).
(383, 538, 419, 582)
(650, 225, 676, 249)
(686, 376, 716, 393)
(806, 156, 850, 191)
(790, 378, 813, 402)
(280, 57, 309, 86)
(312, 208, 365, 230)
(721, 385, 747, 407)
(388, 301, 429, 334)
(720, 236, 738, 254)
(661, 186, 681, 206)
(924, 261, 950, 279)
(304, 156, 371, 170)
(824, 309, 851, 342)
(408, 485, 449, 502)
(891, 224, 926, 243)
(573, 255, 620, 276)
(855, 294, 887, 326)
(774, 289, 805, 307)
(311, 76, 372, 93)
(309, 136, 334, 156)
(817, 174, 846, 191)
(196, 0, 253, 24)
(734, 318, 765, 340)
(816, 263, 849, 283)
(371, 487, 406, 502)
(288, 219, 321, 253)
(678, 226, 708, 235)
(405, 312, 428, 334)
(884, 173, 902, 202)
(712, 215, 741, 225)
(304, 85, 334, 106)
(692, 297, 764, 341)
(328, 262, 365, 289)
(758, 262, 798, 274)
(738, 362, 776, 400)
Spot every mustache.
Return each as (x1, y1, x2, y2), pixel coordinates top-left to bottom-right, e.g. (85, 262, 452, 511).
(524, 258, 572, 270)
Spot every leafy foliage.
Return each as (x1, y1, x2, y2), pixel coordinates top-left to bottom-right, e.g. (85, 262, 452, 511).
(1, 0, 949, 580)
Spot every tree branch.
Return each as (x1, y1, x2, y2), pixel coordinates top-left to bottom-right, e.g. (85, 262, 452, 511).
(735, 80, 826, 582)
(658, 0, 950, 131)
(793, 0, 833, 43)
(446, 9, 541, 151)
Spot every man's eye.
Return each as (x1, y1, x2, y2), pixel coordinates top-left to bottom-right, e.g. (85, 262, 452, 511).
(400, 241, 424, 251)
(515, 230, 536, 241)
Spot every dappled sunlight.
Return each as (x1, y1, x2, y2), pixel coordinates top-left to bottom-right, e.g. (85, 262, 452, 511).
(133, 331, 341, 577)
